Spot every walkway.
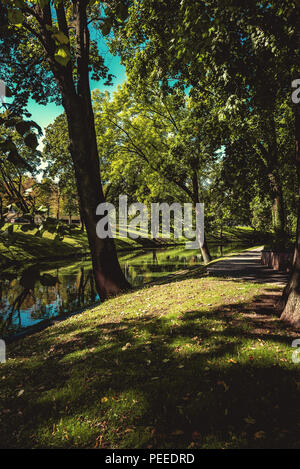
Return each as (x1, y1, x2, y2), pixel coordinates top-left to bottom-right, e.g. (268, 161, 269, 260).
(207, 248, 289, 286)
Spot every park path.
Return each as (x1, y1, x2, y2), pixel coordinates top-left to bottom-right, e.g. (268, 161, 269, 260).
(207, 247, 289, 286)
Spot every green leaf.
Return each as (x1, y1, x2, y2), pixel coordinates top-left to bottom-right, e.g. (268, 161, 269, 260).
(15, 120, 32, 136)
(7, 149, 21, 165)
(54, 45, 71, 66)
(100, 18, 112, 36)
(115, 3, 129, 21)
(16, 120, 42, 136)
(24, 133, 38, 150)
(7, 150, 33, 171)
(4, 117, 17, 128)
(7, 9, 24, 25)
(52, 30, 69, 45)
(0, 138, 16, 152)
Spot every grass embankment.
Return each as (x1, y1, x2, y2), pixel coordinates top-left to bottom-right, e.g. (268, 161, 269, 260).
(0, 224, 188, 267)
(1, 270, 299, 449)
(0, 224, 269, 267)
(0, 225, 178, 267)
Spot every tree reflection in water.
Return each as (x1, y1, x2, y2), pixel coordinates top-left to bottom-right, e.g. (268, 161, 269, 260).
(0, 244, 245, 337)
(0, 264, 98, 336)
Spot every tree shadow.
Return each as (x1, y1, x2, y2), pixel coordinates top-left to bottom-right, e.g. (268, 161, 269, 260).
(1, 291, 300, 449)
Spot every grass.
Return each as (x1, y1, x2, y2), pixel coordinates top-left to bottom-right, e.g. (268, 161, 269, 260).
(0, 224, 269, 267)
(1, 269, 299, 449)
(0, 225, 178, 267)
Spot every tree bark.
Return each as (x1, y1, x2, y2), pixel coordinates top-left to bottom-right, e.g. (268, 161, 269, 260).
(268, 116, 286, 239)
(280, 103, 300, 327)
(199, 233, 212, 264)
(268, 170, 286, 240)
(0, 166, 29, 214)
(65, 107, 131, 299)
(256, 118, 286, 240)
(56, 187, 60, 219)
(192, 171, 212, 263)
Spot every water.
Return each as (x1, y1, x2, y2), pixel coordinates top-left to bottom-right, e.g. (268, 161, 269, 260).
(0, 244, 246, 337)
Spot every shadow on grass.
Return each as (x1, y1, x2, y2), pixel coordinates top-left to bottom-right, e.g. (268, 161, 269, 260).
(1, 288, 300, 449)
(0, 232, 80, 265)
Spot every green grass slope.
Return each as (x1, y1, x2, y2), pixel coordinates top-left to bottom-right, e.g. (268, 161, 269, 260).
(0, 272, 299, 449)
(0, 224, 268, 267)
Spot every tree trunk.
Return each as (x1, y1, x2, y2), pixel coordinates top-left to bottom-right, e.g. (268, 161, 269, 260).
(192, 171, 212, 263)
(56, 188, 60, 219)
(199, 234, 212, 264)
(280, 103, 300, 327)
(62, 94, 130, 300)
(268, 171, 286, 241)
(78, 205, 85, 232)
(268, 116, 286, 240)
(46, 1, 131, 300)
(0, 166, 29, 214)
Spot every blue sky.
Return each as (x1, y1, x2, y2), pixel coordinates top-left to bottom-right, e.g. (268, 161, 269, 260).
(27, 38, 126, 132)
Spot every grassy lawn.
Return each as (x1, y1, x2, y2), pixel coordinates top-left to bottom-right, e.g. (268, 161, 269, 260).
(0, 224, 269, 267)
(0, 224, 187, 267)
(0, 226, 168, 266)
(1, 271, 299, 449)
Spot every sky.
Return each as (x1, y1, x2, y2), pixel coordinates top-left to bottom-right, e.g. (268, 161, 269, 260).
(27, 37, 126, 133)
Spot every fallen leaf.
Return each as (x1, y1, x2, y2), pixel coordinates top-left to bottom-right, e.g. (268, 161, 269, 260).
(122, 342, 131, 351)
(172, 430, 184, 436)
(244, 416, 256, 425)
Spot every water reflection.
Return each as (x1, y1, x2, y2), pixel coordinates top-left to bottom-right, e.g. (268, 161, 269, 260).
(0, 244, 246, 337)
(0, 265, 100, 336)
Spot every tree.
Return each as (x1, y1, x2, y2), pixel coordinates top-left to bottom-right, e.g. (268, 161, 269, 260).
(42, 114, 83, 227)
(112, 0, 299, 242)
(0, 106, 43, 220)
(111, 0, 300, 326)
(93, 83, 222, 262)
(280, 82, 300, 327)
(2, 0, 131, 298)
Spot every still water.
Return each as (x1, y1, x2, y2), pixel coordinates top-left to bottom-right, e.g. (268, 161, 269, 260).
(0, 244, 245, 337)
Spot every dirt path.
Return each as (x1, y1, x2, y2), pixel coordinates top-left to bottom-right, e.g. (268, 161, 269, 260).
(207, 247, 289, 286)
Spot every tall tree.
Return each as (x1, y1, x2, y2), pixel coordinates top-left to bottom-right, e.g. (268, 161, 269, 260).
(2, 0, 131, 298)
(93, 84, 221, 262)
(112, 0, 300, 325)
(112, 0, 297, 242)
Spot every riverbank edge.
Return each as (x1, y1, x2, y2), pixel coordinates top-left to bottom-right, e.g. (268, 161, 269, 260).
(1, 244, 263, 344)
(0, 241, 185, 270)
